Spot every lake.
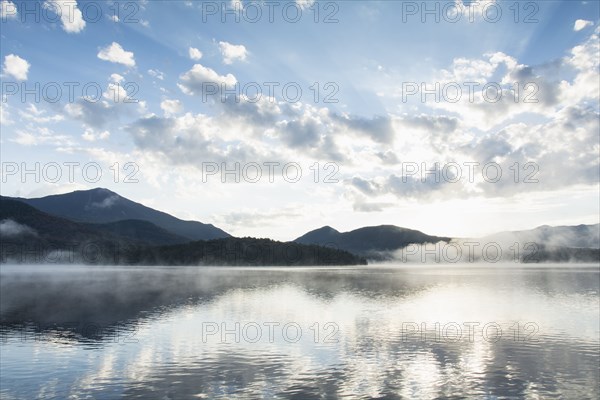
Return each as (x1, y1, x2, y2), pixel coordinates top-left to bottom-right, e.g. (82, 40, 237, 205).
(1, 265, 598, 399)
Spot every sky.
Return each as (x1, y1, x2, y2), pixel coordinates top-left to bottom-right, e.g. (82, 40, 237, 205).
(0, 0, 599, 241)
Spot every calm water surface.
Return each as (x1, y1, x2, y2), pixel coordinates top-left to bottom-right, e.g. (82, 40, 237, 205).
(1, 265, 598, 399)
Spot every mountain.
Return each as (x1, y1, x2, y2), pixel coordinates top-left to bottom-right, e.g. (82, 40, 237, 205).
(295, 225, 450, 258)
(85, 220, 189, 246)
(0, 198, 133, 263)
(0, 196, 191, 247)
(1, 197, 113, 245)
(6, 188, 230, 241)
(481, 224, 600, 249)
(294, 224, 600, 263)
(0, 198, 365, 266)
(3, 188, 598, 265)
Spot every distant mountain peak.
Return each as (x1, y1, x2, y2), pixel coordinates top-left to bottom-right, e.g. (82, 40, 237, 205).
(315, 225, 340, 233)
(5, 188, 230, 241)
(295, 224, 450, 259)
(87, 187, 117, 194)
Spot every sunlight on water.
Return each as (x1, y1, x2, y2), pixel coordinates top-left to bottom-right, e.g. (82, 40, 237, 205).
(1, 265, 598, 399)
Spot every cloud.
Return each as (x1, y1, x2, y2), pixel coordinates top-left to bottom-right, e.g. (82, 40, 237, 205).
(452, 0, 500, 23)
(0, 0, 17, 19)
(296, 0, 315, 9)
(97, 42, 136, 67)
(352, 197, 396, 212)
(82, 128, 110, 142)
(414, 39, 600, 130)
(345, 102, 600, 203)
(44, 0, 86, 33)
(348, 168, 458, 202)
(178, 63, 237, 96)
(375, 150, 400, 165)
(89, 195, 120, 209)
(189, 47, 203, 61)
(148, 69, 164, 80)
(124, 95, 403, 171)
(11, 127, 74, 147)
(214, 207, 303, 228)
(330, 113, 395, 144)
(0, 219, 37, 237)
(160, 99, 183, 116)
(19, 104, 64, 123)
(126, 113, 266, 166)
(350, 176, 379, 196)
(567, 26, 599, 71)
(0, 103, 13, 125)
(218, 41, 248, 64)
(63, 77, 143, 128)
(3, 54, 30, 81)
(110, 73, 125, 83)
(104, 81, 130, 103)
(574, 19, 593, 31)
(121, 27, 600, 201)
(276, 116, 324, 148)
(65, 99, 113, 128)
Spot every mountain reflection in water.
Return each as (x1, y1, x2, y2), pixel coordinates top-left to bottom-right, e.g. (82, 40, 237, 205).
(1, 265, 598, 399)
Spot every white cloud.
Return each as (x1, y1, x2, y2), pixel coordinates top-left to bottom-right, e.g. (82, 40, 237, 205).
(0, 103, 13, 126)
(574, 19, 593, 31)
(296, 0, 315, 9)
(11, 127, 74, 147)
(104, 82, 129, 103)
(218, 41, 248, 64)
(82, 128, 110, 142)
(0, 219, 37, 237)
(567, 27, 600, 70)
(215, 207, 303, 228)
(453, 0, 499, 23)
(230, 0, 243, 9)
(81, 129, 95, 141)
(160, 99, 183, 116)
(178, 64, 237, 95)
(97, 42, 136, 67)
(19, 104, 64, 123)
(60, 74, 146, 129)
(0, 0, 17, 19)
(189, 47, 203, 61)
(110, 73, 125, 83)
(2, 54, 30, 81)
(44, 0, 86, 33)
(148, 69, 164, 80)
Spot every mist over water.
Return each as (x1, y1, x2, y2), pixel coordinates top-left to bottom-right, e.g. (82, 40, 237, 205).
(1, 265, 598, 399)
